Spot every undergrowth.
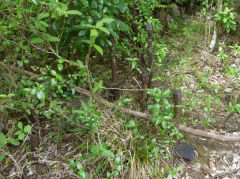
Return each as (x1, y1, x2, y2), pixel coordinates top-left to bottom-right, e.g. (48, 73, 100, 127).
(0, 0, 239, 178)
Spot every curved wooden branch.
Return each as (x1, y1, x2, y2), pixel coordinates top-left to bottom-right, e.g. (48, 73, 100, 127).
(177, 125, 240, 142)
(1, 62, 240, 142)
(0, 62, 39, 79)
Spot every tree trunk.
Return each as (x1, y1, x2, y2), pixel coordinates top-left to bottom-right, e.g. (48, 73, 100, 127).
(209, 0, 223, 53)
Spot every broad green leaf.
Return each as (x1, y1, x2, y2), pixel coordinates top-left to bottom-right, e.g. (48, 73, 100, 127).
(37, 91, 45, 100)
(89, 10, 100, 18)
(115, 20, 129, 31)
(30, 37, 44, 44)
(117, 165, 121, 171)
(34, 109, 39, 115)
(66, 10, 82, 16)
(58, 58, 65, 63)
(90, 29, 98, 37)
(93, 44, 103, 55)
(82, 24, 95, 29)
(72, 87, 75, 95)
(32, 0, 37, 5)
(8, 138, 20, 146)
(39, 20, 48, 28)
(31, 88, 37, 95)
(15, 131, 21, 135)
(51, 70, 57, 76)
(131, 61, 136, 70)
(223, 17, 227, 23)
(0, 132, 7, 146)
(0, 94, 7, 98)
(82, 40, 91, 45)
(115, 157, 121, 164)
(52, 21, 60, 33)
(38, 13, 49, 20)
(93, 80, 103, 93)
(76, 60, 84, 66)
(17, 60, 23, 67)
(24, 125, 31, 133)
(69, 60, 74, 66)
(0, 154, 5, 162)
(113, 0, 119, 4)
(26, 109, 31, 115)
(91, 0, 97, 8)
(56, 74, 62, 80)
(18, 122, 23, 130)
(102, 149, 114, 158)
(81, 0, 89, 6)
(163, 116, 172, 120)
(167, 173, 173, 179)
(96, 18, 114, 28)
(45, 34, 60, 42)
(18, 133, 25, 140)
(34, 20, 47, 32)
(78, 153, 83, 160)
(58, 64, 63, 71)
(76, 162, 83, 170)
(103, 7, 107, 13)
(80, 171, 87, 179)
(165, 104, 172, 111)
(79, 30, 86, 36)
(118, 2, 127, 13)
(162, 121, 167, 129)
(163, 98, 169, 106)
(126, 120, 136, 128)
(153, 104, 160, 112)
(123, 98, 132, 103)
(93, 85, 100, 93)
(163, 89, 171, 97)
(91, 146, 101, 155)
(81, 101, 88, 111)
(96, 26, 110, 34)
(7, 94, 15, 98)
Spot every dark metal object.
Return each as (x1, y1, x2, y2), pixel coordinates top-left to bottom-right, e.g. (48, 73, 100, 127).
(175, 142, 195, 161)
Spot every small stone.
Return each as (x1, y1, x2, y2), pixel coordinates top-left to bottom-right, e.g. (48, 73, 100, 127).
(224, 88, 233, 93)
(171, 3, 181, 17)
(175, 142, 195, 161)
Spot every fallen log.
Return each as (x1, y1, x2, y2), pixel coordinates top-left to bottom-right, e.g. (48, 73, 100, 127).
(1, 62, 240, 142)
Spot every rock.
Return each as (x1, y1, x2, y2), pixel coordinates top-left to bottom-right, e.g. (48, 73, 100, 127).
(175, 142, 195, 160)
(153, 7, 168, 29)
(171, 3, 181, 17)
(224, 88, 233, 93)
(200, 50, 221, 68)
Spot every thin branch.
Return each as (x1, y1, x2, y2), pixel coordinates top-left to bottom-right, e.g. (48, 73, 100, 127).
(215, 168, 240, 178)
(132, 77, 142, 89)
